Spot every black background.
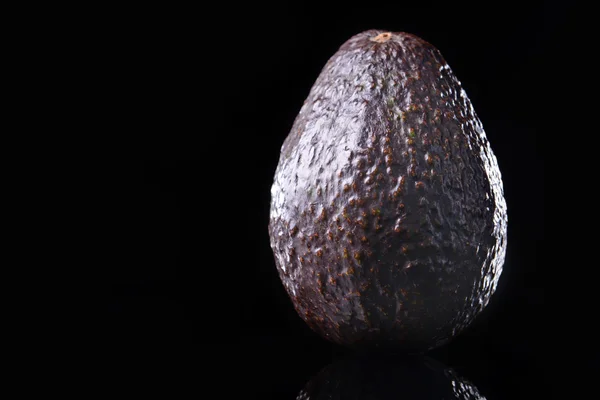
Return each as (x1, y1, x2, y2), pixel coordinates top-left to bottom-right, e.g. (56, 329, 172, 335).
(101, 1, 585, 398)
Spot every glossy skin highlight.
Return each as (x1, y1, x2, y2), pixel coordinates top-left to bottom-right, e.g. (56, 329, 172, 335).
(269, 30, 507, 351)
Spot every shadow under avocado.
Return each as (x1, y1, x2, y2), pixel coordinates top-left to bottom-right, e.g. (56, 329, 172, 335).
(297, 354, 486, 400)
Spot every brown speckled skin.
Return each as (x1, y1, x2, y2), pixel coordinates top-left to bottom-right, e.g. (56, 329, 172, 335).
(269, 30, 507, 351)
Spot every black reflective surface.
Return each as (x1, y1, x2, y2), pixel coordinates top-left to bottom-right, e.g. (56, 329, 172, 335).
(220, 332, 546, 399)
(298, 355, 484, 399)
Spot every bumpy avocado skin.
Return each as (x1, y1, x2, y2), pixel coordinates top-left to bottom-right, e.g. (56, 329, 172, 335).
(268, 30, 507, 351)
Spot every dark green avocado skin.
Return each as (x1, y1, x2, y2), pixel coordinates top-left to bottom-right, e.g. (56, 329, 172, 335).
(268, 30, 507, 351)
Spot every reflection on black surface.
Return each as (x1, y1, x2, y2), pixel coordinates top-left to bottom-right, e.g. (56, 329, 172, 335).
(297, 355, 485, 399)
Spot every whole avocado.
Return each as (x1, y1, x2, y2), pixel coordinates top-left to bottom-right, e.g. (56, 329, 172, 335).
(268, 30, 507, 351)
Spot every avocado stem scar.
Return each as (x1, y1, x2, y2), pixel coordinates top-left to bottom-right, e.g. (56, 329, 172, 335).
(370, 32, 392, 43)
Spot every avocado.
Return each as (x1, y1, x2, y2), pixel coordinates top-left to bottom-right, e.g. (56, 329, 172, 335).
(269, 30, 507, 351)
(297, 355, 485, 399)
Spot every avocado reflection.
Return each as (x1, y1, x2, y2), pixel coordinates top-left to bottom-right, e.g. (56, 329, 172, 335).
(297, 355, 485, 400)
